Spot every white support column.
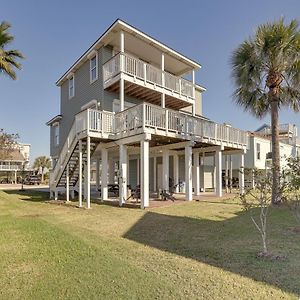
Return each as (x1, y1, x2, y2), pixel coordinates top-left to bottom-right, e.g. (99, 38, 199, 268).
(120, 30, 125, 111)
(185, 145, 193, 201)
(101, 148, 108, 202)
(202, 152, 205, 192)
(193, 153, 200, 195)
(78, 139, 83, 207)
(225, 155, 229, 193)
(161, 52, 165, 108)
(86, 136, 91, 209)
(215, 150, 222, 197)
(153, 156, 157, 192)
(66, 164, 70, 202)
(119, 144, 127, 206)
(229, 155, 233, 193)
(55, 190, 58, 200)
(162, 149, 169, 191)
(173, 154, 179, 193)
(140, 139, 149, 209)
(239, 153, 245, 195)
(96, 158, 100, 191)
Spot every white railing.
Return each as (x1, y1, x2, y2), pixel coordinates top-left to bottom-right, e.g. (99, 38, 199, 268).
(103, 52, 194, 98)
(50, 109, 115, 187)
(0, 164, 23, 171)
(110, 103, 247, 146)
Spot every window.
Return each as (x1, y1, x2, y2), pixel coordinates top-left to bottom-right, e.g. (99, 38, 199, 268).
(90, 53, 98, 83)
(54, 125, 59, 146)
(69, 75, 75, 98)
(256, 143, 261, 160)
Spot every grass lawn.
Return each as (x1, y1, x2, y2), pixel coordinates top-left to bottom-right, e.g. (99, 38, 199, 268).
(0, 190, 299, 299)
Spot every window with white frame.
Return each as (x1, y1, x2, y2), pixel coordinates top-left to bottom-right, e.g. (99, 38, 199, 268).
(69, 75, 75, 98)
(256, 143, 261, 160)
(90, 54, 98, 83)
(54, 125, 59, 146)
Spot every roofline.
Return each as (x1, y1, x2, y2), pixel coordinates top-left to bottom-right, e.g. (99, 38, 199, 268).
(195, 84, 206, 92)
(56, 18, 201, 86)
(46, 115, 62, 126)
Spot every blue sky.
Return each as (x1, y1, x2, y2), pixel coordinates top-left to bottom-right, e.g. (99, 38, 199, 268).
(1, 0, 300, 163)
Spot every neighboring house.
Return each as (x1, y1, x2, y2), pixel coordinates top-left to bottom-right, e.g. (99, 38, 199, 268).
(47, 19, 248, 208)
(228, 123, 300, 187)
(0, 143, 30, 183)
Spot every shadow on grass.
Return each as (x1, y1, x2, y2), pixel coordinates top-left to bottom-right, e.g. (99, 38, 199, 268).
(3, 189, 49, 202)
(123, 210, 300, 296)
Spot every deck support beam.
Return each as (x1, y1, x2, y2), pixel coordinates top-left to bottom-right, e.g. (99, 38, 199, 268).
(153, 156, 157, 192)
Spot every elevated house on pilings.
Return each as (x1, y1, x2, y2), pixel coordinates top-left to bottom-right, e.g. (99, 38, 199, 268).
(47, 19, 248, 209)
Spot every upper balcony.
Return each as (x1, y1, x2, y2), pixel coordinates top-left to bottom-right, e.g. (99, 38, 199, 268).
(103, 52, 196, 109)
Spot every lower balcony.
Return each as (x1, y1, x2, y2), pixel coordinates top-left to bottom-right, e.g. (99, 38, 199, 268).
(75, 103, 248, 149)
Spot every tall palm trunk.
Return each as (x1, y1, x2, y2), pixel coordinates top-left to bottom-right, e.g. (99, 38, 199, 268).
(270, 98, 280, 204)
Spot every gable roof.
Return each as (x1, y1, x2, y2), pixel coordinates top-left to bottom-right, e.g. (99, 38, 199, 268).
(56, 19, 201, 86)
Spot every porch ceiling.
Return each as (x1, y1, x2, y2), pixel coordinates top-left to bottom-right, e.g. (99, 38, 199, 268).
(106, 81, 191, 110)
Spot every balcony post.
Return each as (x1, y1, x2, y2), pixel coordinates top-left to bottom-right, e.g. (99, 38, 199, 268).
(120, 30, 125, 111)
(192, 69, 196, 116)
(161, 52, 165, 108)
(96, 158, 100, 191)
(142, 103, 146, 131)
(153, 156, 157, 192)
(87, 109, 90, 135)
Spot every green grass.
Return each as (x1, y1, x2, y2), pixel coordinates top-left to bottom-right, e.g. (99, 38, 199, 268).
(0, 190, 299, 299)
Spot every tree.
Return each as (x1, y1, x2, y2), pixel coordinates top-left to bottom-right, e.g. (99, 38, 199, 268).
(0, 129, 19, 160)
(0, 21, 24, 80)
(33, 156, 51, 183)
(231, 19, 300, 204)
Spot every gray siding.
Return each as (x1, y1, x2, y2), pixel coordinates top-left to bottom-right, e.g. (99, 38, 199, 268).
(50, 125, 59, 158)
(54, 45, 145, 156)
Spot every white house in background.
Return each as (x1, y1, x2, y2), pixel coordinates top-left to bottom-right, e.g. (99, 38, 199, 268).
(228, 123, 300, 188)
(0, 143, 31, 183)
(47, 19, 248, 209)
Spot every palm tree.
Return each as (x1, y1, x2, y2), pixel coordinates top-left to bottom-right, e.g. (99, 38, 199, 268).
(0, 21, 24, 79)
(33, 156, 51, 183)
(231, 19, 300, 204)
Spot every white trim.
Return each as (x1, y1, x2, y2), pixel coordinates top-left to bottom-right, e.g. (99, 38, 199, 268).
(81, 99, 98, 111)
(89, 51, 98, 84)
(68, 74, 75, 99)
